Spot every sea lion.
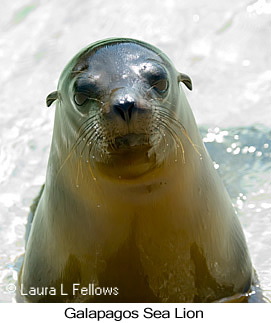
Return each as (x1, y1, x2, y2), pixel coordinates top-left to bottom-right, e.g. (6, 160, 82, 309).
(19, 38, 253, 302)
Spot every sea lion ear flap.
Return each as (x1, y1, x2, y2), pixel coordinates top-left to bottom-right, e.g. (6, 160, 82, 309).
(46, 91, 59, 107)
(178, 73, 193, 91)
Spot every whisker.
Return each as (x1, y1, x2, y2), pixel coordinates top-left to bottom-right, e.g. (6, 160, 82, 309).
(157, 118, 185, 163)
(86, 130, 106, 182)
(154, 106, 185, 131)
(55, 117, 99, 181)
(151, 97, 177, 110)
(87, 136, 98, 182)
(150, 125, 172, 162)
(79, 128, 97, 157)
(181, 127, 202, 157)
(76, 114, 98, 139)
(155, 108, 202, 158)
(87, 158, 97, 182)
(75, 157, 83, 188)
(154, 125, 167, 149)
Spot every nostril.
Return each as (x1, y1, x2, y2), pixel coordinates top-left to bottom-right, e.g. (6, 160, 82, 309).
(127, 103, 133, 120)
(113, 101, 135, 121)
(115, 106, 126, 121)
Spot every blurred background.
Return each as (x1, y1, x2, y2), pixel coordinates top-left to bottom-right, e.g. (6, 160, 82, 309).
(0, 0, 270, 302)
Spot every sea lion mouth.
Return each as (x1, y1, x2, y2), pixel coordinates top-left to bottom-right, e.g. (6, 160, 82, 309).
(114, 133, 149, 151)
(94, 132, 156, 179)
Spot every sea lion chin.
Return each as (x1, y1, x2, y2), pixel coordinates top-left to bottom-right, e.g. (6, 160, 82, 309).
(19, 38, 253, 302)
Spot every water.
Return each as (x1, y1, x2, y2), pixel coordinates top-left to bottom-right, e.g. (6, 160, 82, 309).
(0, 0, 270, 302)
(201, 125, 271, 302)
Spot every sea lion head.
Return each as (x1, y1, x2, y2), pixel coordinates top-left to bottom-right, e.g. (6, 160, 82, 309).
(46, 38, 192, 179)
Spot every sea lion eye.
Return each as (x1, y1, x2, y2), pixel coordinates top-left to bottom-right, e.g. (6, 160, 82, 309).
(73, 77, 99, 107)
(74, 92, 89, 106)
(141, 62, 169, 95)
(151, 79, 168, 93)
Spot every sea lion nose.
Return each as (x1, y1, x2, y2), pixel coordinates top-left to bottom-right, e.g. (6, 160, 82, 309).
(113, 99, 135, 122)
